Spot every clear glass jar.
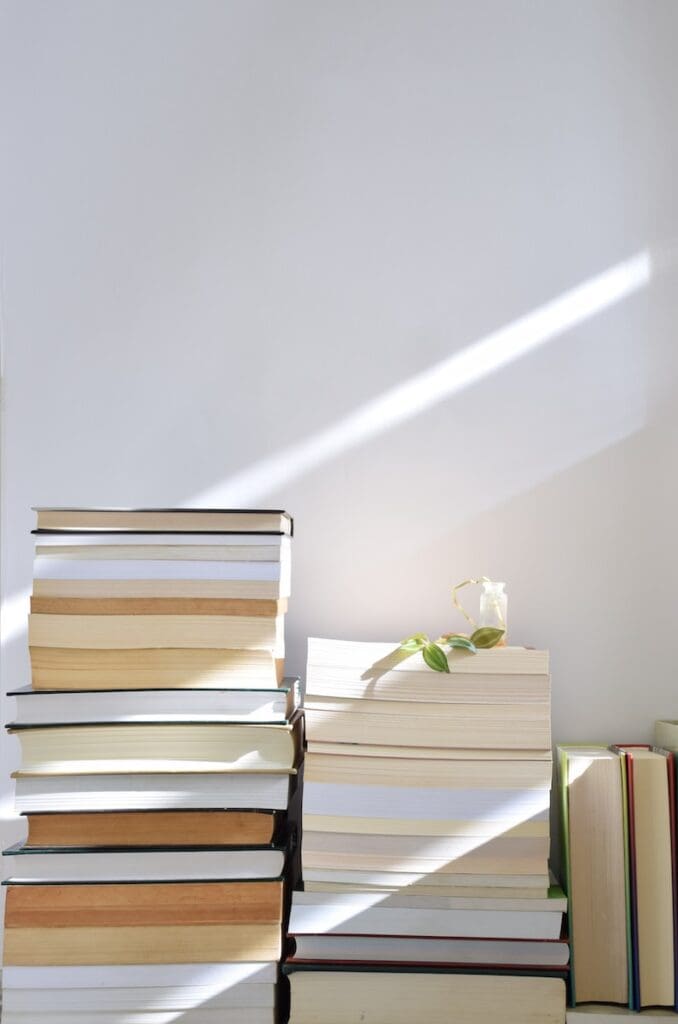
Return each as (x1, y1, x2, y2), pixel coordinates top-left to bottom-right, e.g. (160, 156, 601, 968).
(478, 580, 507, 643)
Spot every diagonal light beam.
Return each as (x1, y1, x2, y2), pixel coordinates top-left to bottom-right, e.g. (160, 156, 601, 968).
(192, 251, 651, 506)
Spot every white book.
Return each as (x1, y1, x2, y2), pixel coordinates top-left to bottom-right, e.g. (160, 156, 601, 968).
(289, 891, 564, 939)
(33, 558, 283, 581)
(291, 933, 569, 967)
(9, 683, 299, 725)
(2, 963, 278, 989)
(303, 781, 550, 822)
(13, 772, 294, 812)
(4, 846, 285, 881)
(3, 983, 275, 1011)
(301, 868, 550, 890)
(0, 1011, 274, 1024)
(35, 532, 290, 549)
(307, 638, 549, 675)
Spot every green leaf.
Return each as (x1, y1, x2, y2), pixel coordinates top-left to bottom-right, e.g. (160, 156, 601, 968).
(470, 627, 505, 649)
(422, 642, 450, 673)
(399, 633, 428, 653)
(447, 635, 477, 653)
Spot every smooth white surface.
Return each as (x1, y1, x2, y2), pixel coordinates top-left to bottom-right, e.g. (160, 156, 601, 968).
(2, 0, 678, 949)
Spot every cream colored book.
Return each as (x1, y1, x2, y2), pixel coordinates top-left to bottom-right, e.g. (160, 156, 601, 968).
(287, 970, 565, 1024)
(304, 751, 553, 789)
(33, 578, 286, 599)
(303, 813, 548, 838)
(4, 923, 281, 965)
(307, 666, 549, 704)
(304, 704, 550, 751)
(301, 879, 549, 899)
(307, 637, 548, 673)
(654, 720, 678, 749)
(301, 832, 549, 875)
(10, 720, 300, 774)
(30, 647, 283, 690)
(558, 746, 629, 1005)
(35, 543, 288, 561)
(28, 613, 285, 654)
(305, 741, 553, 761)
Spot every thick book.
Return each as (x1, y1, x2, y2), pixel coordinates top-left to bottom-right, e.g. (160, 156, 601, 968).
(8, 680, 300, 724)
(13, 770, 296, 812)
(3, 843, 286, 881)
(28, 612, 286, 654)
(304, 751, 553, 789)
(9, 719, 301, 773)
(3, 922, 282, 965)
(2, 960, 277, 988)
(32, 507, 293, 534)
(303, 703, 550, 751)
(301, 830, 549, 876)
(301, 880, 550, 899)
(4, 879, 283, 925)
(285, 968, 566, 1024)
(1, 1011, 274, 1024)
(30, 596, 288, 616)
(22, 809, 279, 847)
(301, 868, 550, 895)
(557, 746, 631, 1006)
(29, 646, 284, 690)
(288, 933, 570, 968)
(289, 887, 565, 939)
(612, 745, 677, 1010)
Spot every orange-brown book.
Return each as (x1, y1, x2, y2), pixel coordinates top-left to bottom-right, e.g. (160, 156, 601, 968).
(5, 880, 283, 927)
(30, 596, 288, 617)
(24, 810, 278, 848)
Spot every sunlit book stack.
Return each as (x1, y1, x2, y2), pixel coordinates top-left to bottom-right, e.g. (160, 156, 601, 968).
(284, 637, 567, 1024)
(2, 507, 298, 1024)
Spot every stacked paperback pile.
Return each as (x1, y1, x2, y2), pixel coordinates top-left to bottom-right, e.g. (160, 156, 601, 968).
(285, 638, 567, 1024)
(2, 506, 298, 1024)
(559, 734, 678, 1012)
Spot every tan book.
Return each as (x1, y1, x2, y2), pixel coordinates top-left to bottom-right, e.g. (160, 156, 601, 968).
(24, 809, 277, 847)
(30, 597, 287, 617)
(5, 880, 282, 927)
(28, 613, 284, 653)
(303, 813, 548, 838)
(558, 747, 629, 1005)
(301, 880, 550, 899)
(302, 832, 549, 875)
(4, 923, 282, 964)
(30, 647, 283, 690)
(287, 970, 565, 1024)
(10, 720, 301, 774)
(304, 752, 553, 789)
(33, 508, 292, 534)
(305, 741, 552, 761)
(304, 704, 550, 751)
(35, 544, 286, 561)
(33, 578, 286, 599)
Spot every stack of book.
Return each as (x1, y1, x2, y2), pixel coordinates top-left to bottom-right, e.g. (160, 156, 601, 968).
(285, 638, 567, 1024)
(559, 736, 678, 1013)
(2, 506, 298, 1024)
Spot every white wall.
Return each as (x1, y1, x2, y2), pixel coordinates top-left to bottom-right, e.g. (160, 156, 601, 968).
(1, 0, 677, 911)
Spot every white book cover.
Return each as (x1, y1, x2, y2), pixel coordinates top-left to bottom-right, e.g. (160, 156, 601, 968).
(3, 983, 275, 1012)
(35, 532, 290, 549)
(10, 685, 297, 725)
(0, 1010, 274, 1024)
(291, 933, 569, 967)
(4, 847, 285, 881)
(33, 558, 283, 581)
(13, 772, 293, 812)
(289, 894, 562, 939)
(303, 781, 550, 823)
(2, 963, 278, 989)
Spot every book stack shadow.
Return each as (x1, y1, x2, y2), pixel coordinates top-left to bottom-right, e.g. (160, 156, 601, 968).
(2, 507, 300, 1024)
(284, 638, 568, 1024)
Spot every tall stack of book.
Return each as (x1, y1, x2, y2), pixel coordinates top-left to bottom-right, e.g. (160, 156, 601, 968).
(2, 507, 298, 1024)
(285, 638, 567, 1024)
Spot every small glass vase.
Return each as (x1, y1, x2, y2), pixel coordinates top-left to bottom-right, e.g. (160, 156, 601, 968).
(478, 580, 507, 643)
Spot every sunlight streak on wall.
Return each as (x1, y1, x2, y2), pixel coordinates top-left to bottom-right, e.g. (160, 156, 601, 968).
(190, 251, 652, 506)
